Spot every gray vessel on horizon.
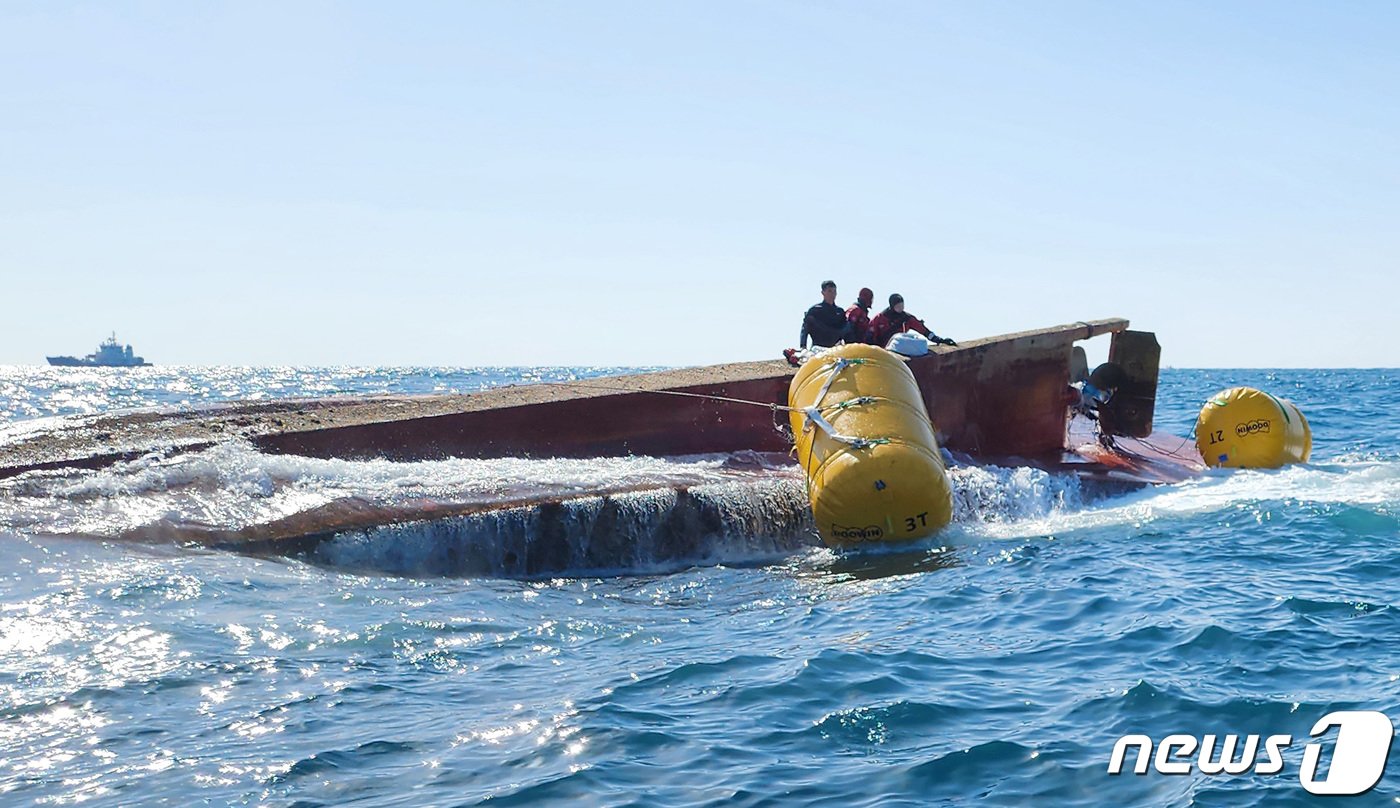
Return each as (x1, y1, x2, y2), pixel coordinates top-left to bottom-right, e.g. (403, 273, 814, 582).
(47, 333, 151, 367)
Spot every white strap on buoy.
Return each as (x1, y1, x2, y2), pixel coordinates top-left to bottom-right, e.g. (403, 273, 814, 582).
(800, 357, 887, 449)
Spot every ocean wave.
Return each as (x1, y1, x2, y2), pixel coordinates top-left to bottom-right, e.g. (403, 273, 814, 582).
(4, 441, 1398, 578)
(0, 446, 1090, 576)
(0, 442, 778, 540)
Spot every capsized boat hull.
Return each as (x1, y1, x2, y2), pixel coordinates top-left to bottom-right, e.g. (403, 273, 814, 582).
(2, 318, 1198, 487)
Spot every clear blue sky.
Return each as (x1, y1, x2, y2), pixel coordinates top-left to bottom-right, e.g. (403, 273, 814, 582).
(2, 1, 1396, 367)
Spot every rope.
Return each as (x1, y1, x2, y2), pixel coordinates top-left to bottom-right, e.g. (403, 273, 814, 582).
(543, 379, 797, 412)
(548, 359, 893, 469)
(1132, 431, 1198, 461)
(829, 395, 877, 411)
(542, 357, 872, 415)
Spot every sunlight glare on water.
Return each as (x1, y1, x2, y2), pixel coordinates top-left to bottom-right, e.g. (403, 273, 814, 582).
(1, 367, 1398, 805)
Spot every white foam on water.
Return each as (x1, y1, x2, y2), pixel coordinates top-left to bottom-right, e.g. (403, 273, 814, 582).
(948, 464, 1087, 525)
(0, 415, 70, 450)
(951, 459, 1400, 542)
(7, 436, 1393, 576)
(0, 442, 780, 539)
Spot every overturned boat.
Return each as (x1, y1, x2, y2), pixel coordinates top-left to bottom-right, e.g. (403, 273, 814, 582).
(0, 317, 1203, 572)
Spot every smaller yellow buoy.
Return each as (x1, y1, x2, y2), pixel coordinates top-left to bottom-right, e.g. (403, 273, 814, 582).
(1194, 387, 1311, 469)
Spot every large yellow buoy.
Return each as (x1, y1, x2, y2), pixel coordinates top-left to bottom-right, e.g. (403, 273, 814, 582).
(1194, 387, 1312, 469)
(788, 344, 953, 547)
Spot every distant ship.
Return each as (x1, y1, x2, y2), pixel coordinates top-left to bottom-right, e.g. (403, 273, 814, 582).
(47, 333, 151, 367)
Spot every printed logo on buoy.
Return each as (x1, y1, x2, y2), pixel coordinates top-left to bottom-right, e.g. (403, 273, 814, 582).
(1235, 419, 1271, 438)
(831, 523, 884, 542)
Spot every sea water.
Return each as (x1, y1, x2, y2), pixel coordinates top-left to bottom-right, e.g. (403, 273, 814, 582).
(1, 366, 1396, 806)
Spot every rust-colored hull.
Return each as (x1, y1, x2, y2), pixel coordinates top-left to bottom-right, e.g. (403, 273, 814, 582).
(254, 373, 796, 462)
(258, 319, 1132, 463)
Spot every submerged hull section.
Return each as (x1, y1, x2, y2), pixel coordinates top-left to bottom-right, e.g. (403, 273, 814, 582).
(248, 478, 816, 578)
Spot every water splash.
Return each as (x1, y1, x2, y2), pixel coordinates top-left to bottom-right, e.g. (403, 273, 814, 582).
(956, 459, 1400, 541)
(311, 479, 816, 578)
(0, 442, 775, 540)
(6, 437, 1396, 578)
(948, 464, 1086, 524)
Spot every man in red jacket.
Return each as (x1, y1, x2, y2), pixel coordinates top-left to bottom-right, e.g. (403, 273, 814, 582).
(867, 293, 957, 349)
(845, 287, 875, 343)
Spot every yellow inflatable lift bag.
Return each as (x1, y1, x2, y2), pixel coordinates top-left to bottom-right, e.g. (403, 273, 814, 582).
(788, 344, 953, 547)
(1194, 387, 1312, 469)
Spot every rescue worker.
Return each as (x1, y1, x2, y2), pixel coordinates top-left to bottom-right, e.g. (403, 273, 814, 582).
(799, 280, 852, 349)
(845, 287, 875, 344)
(867, 293, 956, 349)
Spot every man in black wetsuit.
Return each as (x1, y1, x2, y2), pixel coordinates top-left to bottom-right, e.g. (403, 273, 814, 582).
(799, 280, 851, 349)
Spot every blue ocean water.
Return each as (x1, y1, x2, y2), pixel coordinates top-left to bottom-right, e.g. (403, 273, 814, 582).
(1, 366, 1397, 806)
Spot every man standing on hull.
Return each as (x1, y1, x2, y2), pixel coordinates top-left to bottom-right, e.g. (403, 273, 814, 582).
(798, 280, 852, 349)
